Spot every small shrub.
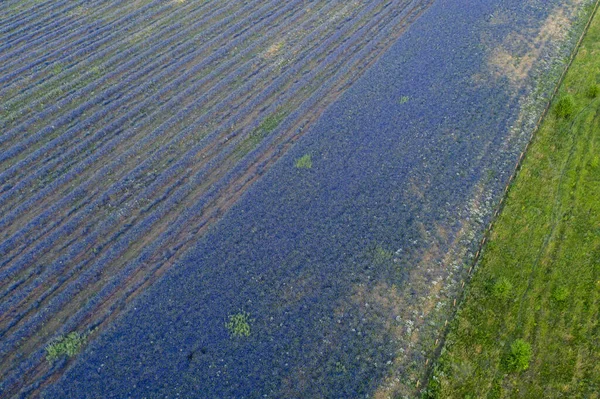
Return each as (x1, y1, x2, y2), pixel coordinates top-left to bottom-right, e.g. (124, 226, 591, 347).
(225, 311, 252, 338)
(398, 95, 410, 104)
(552, 285, 569, 303)
(46, 332, 87, 362)
(591, 155, 599, 169)
(372, 245, 394, 264)
(422, 374, 441, 399)
(491, 277, 512, 300)
(52, 63, 64, 75)
(334, 361, 347, 373)
(488, 380, 502, 399)
(504, 338, 532, 372)
(295, 154, 312, 169)
(554, 95, 575, 118)
(587, 83, 600, 98)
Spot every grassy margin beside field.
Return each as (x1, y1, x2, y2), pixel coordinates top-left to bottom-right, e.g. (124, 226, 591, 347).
(425, 2, 600, 398)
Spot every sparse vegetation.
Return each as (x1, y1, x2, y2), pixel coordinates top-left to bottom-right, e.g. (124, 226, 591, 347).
(225, 311, 252, 338)
(46, 332, 88, 362)
(552, 285, 569, 303)
(491, 276, 512, 300)
(294, 154, 312, 169)
(257, 110, 287, 135)
(503, 339, 532, 372)
(554, 94, 575, 118)
(334, 361, 347, 373)
(371, 244, 394, 264)
(233, 110, 289, 160)
(586, 83, 599, 98)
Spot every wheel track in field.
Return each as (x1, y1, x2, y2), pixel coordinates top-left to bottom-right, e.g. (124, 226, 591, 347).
(0, 0, 434, 396)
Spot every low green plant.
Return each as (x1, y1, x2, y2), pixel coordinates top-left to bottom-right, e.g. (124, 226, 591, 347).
(491, 277, 513, 300)
(295, 154, 312, 169)
(485, 168, 496, 182)
(504, 339, 532, 372)
(586, 83, 599, 98)
(334, 361, 347, 373)
(554, 94, 575, 118)
(372, 245, 394, 264)
(258, 111, 286, 134)
(225, 311, 252, 338)
(46, 331, 87, 362)
(231, 110, 289, 160)
(552, 285, 570, 302)
(52, 63, 64, 75)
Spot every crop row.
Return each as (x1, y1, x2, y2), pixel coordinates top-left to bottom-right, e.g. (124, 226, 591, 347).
(0, 0, 253, 164)
(0, 0, 230, 122)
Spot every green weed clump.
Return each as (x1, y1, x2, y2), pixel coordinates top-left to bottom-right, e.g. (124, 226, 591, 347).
(295, 154, 312, 169)
(491, 276, 513, 300)
(504, 339, 532, 372)
(258, 112, 286, 134)
(46, 331, 87, 362)
(52, 63, 64, 76)
(586, 83, 599, 98)
(552, 285, 570, 303)
(554, 94, 575, 118)
(225, 311, 252, 338)
(372, 245, 394, 264)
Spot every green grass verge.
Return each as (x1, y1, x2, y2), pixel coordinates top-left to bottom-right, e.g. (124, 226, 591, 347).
(426, 8, 600, 399)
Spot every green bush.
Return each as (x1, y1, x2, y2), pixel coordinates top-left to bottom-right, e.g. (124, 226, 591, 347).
(552, 285, 570, 302)
(504, 339, 532, 372)
(46, 332, 87, 362)
(422, 374, 441, 399)
(554, 95, 575, 118)
(372, 245, 394, 264)
(587, 83, 600, 98)
(398, 95, 410, 104)
(295, 154, 312, 169)
(491, 277, 513, 300)
(225, 311, 252, 338)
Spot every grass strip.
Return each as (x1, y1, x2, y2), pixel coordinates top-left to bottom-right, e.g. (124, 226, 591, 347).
(426, 4, 600, 398)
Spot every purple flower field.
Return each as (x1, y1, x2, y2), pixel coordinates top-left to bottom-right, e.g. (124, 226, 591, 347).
(0, 0, 592, 397)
